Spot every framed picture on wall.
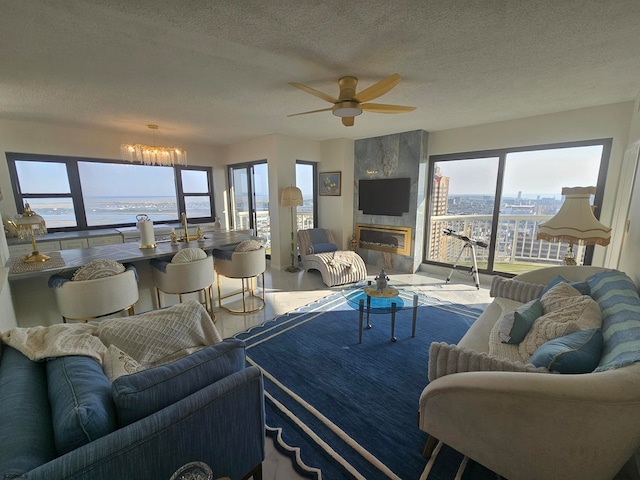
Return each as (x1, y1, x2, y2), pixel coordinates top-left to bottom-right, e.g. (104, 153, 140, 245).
(319, 171, 341, 196)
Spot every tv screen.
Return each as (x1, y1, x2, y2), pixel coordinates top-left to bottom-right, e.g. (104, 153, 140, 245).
(358, 178, 411, 216)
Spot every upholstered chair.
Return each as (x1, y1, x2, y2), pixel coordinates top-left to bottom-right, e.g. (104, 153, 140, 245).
(150, 248, 215, 321)
(213, 243, 266, 314)
(297, 228, 367, 287)
(48, 260, 139, 323)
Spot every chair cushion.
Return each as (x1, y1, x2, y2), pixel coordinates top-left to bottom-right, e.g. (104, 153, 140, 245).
(171, 247, 207, 263)
(112, 338, 247, 426)
(0, 346, 56, 477)
(234, 239, 262, 252)
(529, 328, 603, 373)
(589, 270, 640, 372)
(498, 298, 543, 344)
(71, 259, 125, 281)
(47, 355, 118, 455)
(309, 242, 338, 254)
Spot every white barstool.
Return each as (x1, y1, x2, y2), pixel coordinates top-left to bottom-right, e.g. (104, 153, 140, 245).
(214, 246, 266, 314)
(150, 252, 215, 321)
(49, 265, 139, 323)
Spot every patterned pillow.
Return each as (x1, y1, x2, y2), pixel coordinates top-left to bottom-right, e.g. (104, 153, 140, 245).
(588, 270, 640, 372)
(102, 345, 142, 382)
(71, 259, 125, 281)
(234, 239, 262, 252)
(171, 247, 207, 264)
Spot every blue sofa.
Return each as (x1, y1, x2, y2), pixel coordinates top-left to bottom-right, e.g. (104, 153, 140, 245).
(0, 337, 265, 480)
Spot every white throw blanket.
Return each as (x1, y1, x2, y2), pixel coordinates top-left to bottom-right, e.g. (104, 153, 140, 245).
(1, 301, 222, 369)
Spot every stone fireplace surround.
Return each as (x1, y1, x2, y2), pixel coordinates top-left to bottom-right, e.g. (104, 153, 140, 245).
(353, 130, 428, 273)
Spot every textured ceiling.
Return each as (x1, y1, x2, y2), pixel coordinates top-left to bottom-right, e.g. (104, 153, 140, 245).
(1, 0, 639, 146)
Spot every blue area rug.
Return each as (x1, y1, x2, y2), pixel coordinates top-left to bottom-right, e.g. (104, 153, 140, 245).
(235, 291, 496, 479)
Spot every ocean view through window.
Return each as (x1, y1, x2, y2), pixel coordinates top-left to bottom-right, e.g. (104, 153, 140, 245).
(6, 153, 215, 231)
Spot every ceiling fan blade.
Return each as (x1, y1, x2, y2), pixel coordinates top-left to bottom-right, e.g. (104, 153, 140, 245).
(352, 74, 401, 103)
(342, 117, 355, 127)
(287, 107, 333, 117)
(361, 103, 416, 113)
(288, 82, 339, 104)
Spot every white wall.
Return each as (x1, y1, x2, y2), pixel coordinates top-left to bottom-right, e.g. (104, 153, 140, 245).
(618, 94, 640, 285)
(428, 102, 634, 269)
(319, 138, 355, 248)
(0, 118, 224, 219)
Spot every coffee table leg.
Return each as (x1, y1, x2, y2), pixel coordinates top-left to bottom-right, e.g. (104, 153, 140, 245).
(391, 301, 397, 342)
(359, 299, 364, 344)
(412, 294, 418, 337)
(366, 294, 372, 329)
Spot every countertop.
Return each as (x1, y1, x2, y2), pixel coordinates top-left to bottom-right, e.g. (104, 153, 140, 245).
(6, 230, 255, 280)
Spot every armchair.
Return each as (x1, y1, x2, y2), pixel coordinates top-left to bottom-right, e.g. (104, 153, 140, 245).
(297, 228, 366, 287)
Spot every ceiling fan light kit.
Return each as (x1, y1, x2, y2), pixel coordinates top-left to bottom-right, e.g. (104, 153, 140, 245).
(288, 73, 416, 127)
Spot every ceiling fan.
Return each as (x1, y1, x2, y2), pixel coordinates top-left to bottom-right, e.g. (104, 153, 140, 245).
(287, 73, 416, 126)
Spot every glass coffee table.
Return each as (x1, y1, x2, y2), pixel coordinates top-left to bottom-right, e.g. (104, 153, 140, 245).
(342, 281, 428, 343)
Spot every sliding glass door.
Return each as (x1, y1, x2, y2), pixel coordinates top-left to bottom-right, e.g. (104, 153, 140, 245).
(228, 161, 270, 254)
(426, 140, 610, 275)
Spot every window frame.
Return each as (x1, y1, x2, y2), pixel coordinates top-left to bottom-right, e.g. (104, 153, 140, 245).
(296, 160, 318, 229)
(6, 152, 215, 232)
(423, 138, 612, 273)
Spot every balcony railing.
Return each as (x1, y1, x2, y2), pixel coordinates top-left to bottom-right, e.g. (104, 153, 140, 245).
(429, 214, 585, 274)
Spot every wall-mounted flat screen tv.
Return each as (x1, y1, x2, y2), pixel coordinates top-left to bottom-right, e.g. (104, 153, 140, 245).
(358, 178, 411, 216)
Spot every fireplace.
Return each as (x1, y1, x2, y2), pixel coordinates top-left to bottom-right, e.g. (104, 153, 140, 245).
(355, 224, 412, 256)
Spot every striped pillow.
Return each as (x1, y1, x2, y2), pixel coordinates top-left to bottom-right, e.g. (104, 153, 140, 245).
(588, 270, 640, 372)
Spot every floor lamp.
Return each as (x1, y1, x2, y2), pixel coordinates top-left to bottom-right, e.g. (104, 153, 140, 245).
(281, 185, 303, 273)
(536, 186, 611, 265)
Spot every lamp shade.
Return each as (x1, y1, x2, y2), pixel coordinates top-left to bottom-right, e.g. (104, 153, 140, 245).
(536, 187, 611, 246)
(281, 186, 303, 207)
(13, 203, 47, 238)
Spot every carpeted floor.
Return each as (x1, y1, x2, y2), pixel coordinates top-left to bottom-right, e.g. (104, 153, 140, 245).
(235, 290, 497, 479)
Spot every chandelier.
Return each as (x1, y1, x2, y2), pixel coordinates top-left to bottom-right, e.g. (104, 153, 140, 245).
(120, 124, 187, 166)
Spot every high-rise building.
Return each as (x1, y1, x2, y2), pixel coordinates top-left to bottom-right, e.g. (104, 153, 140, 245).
(429, 167, 450, 260)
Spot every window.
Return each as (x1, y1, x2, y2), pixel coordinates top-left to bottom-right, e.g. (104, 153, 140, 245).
(425, 139, 610, 274)
(296, 161, 317, 230)
(6, 153, 215, 231)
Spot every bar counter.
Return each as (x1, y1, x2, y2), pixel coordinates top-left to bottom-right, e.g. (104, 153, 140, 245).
(6, 230, 256, 327)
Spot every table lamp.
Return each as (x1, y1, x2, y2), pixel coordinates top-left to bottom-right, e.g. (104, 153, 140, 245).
(280, 185, 303, 272)
(10, 203, 50, 263)
(536, 186, 611, 265)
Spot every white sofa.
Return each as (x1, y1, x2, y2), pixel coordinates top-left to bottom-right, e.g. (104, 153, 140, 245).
(419, 266, 640, 480)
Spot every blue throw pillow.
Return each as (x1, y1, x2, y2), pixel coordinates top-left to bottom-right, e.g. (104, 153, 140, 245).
(541, 275, 591, 297)
(499, 298, 543, 344)
(309, 242, 338, 254)
(47, 356, 117, 455)
(112, 338, 246, 427)
(529, 328, 603, 373)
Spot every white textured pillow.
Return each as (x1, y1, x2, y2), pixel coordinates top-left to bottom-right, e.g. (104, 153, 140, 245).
(103, 345, 142, 382)
(518, 296, 602, 360)
(171, 247, 207, 264)
(72, 259, 125, 281)
(234, 239, 262, 252)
